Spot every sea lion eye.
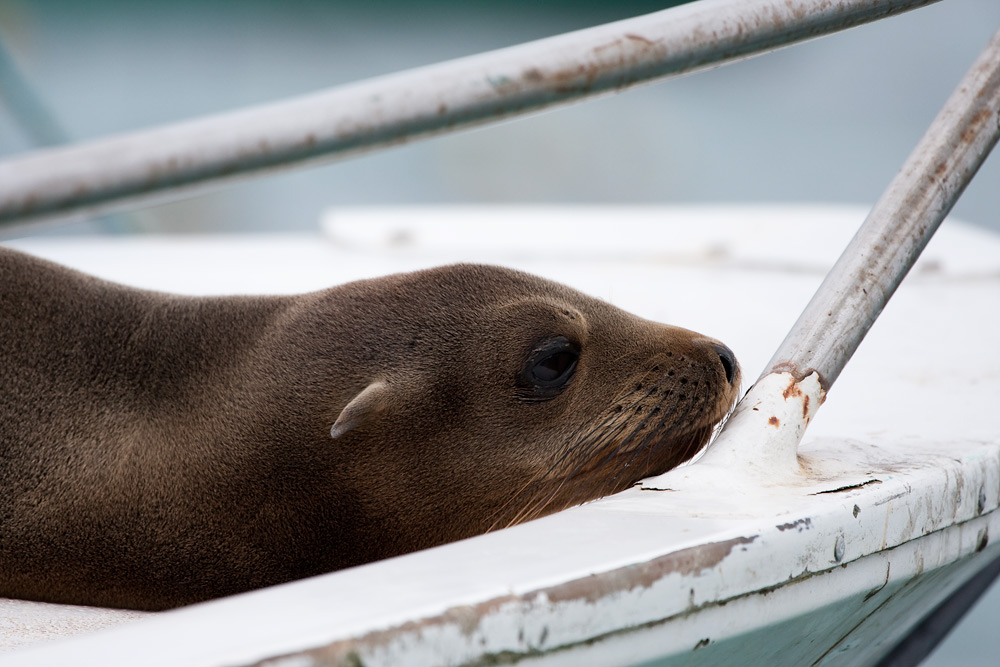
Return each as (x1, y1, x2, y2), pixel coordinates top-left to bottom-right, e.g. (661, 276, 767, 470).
(517, 336, 580, 401)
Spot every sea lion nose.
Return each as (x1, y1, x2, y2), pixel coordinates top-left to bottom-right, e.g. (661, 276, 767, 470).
(712, 343, 737, 385)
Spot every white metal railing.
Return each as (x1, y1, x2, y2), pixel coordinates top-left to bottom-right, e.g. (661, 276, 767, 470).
(763, 26, 1000, 391)
(0, 0, 938, 227)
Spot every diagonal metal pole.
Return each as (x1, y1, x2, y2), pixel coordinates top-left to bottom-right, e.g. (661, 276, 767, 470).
(0, 0, 938, 228)
(763, 24, 1000, 392)
(678, 23, 1000, 479)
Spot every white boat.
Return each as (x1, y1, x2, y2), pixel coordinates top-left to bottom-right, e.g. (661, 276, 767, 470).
(1, 204, 998, 665)
(0, 1, 997, 664)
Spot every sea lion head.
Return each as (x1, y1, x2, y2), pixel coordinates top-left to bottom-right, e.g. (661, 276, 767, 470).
(318, 264, 740, 549)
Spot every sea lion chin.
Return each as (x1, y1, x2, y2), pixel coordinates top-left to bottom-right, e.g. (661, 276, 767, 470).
(0, 248, 740, 610)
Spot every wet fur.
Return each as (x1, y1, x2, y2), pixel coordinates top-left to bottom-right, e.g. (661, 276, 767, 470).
(0, 247, 739, 610)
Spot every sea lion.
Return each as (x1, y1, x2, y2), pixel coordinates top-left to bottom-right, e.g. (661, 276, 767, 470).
(0, 247, 740, 611)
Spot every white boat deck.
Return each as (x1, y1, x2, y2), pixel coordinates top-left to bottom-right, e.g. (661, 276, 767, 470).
(2, 205, 998, 665)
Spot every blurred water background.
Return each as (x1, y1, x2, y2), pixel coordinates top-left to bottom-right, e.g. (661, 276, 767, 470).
(1, 1, 998, 663)
(0, 0, 998, 237)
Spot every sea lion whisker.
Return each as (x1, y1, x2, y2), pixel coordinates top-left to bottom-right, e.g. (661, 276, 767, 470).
(597, 424, 649, 468)
(570, 418, 643, 473)
(488, 419, 630, 531)
(606, 399, 706, 490)
(583, 409, 630, 436)
(558, 422, 645, 488)
(551, 410, 638, 474)
(485, 482, 543, 531)
(635, 413, 672, 474)
(486, 461, 570, 531)
(488, 432, 602, 530)
(502, 475, 572, 528)
(606, 425, 660, 489)
(516, 483, 567, 526)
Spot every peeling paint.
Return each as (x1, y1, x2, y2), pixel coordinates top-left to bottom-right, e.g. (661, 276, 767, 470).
(250, 536, 759, 666)
(813, 480, 883, 495)
(777, 518, 813, 532)
(543, 536, 759, 604)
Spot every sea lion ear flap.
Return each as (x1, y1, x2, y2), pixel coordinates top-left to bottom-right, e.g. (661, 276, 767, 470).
(330, 381, 390, 439)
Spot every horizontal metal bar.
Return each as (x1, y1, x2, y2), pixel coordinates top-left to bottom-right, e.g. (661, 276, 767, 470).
(0, 0, 938, 227)
(763, 24, 1000, 389)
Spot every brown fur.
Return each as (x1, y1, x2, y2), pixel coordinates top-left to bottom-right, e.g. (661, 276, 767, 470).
(0, 247, 739, 610)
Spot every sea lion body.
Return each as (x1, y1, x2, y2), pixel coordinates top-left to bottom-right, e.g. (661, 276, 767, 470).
(0, 247, 739, 610)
